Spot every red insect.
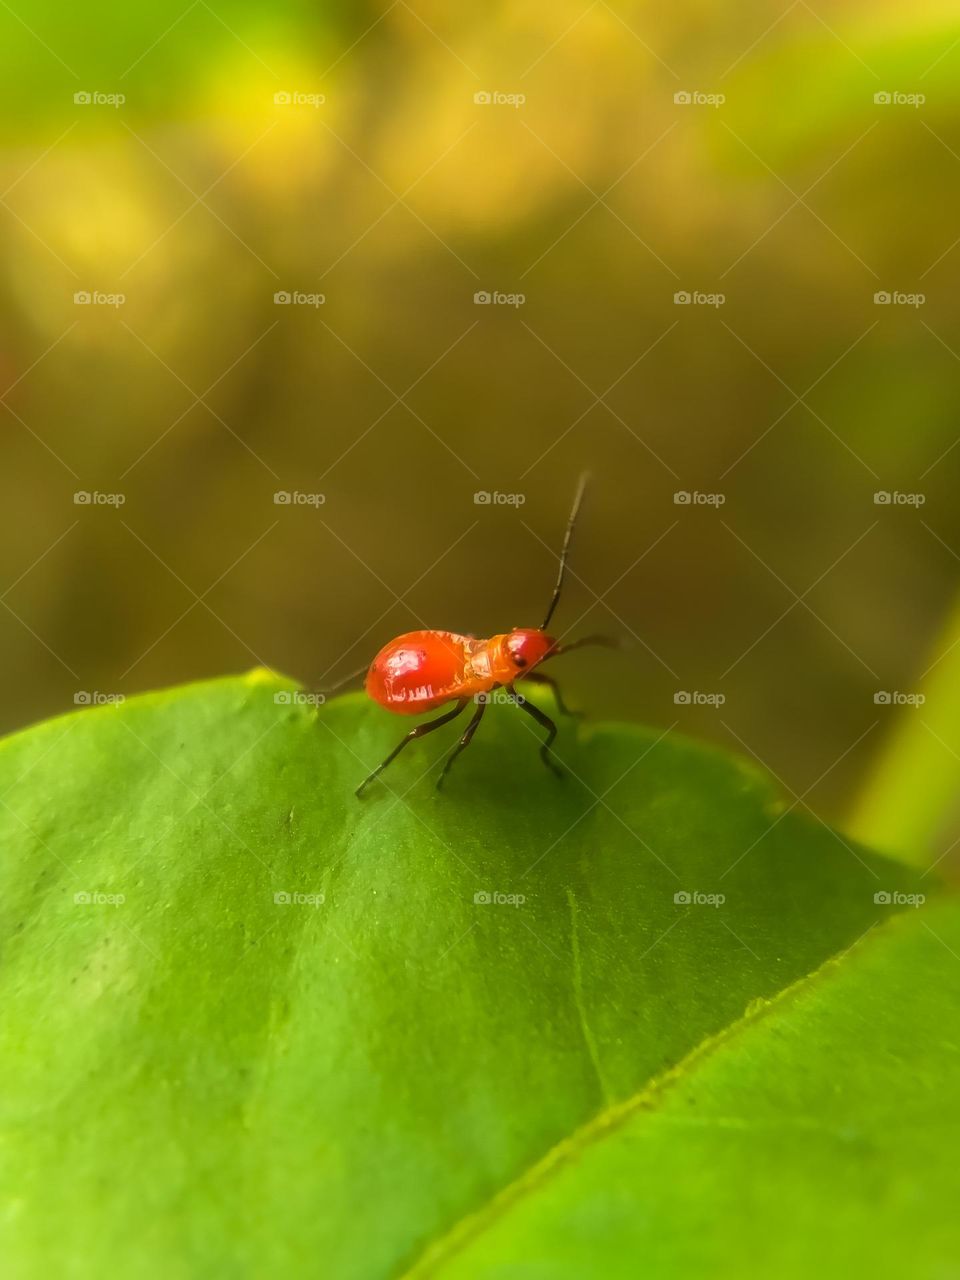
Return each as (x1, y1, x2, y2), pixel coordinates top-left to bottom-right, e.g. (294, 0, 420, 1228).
(325, 475, 612, 796)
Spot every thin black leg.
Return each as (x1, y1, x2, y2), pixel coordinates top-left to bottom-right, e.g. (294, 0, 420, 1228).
(436, 700, 486, 790)
(356, 699, 469, 797)
(507, 683, 563, 778)
(522, 671, 581, 718)
(550, 634, 619, 657)
(313, 662, 369, 701)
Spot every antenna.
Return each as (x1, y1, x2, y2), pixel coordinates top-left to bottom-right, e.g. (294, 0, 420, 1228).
(541, 472, 590, 631)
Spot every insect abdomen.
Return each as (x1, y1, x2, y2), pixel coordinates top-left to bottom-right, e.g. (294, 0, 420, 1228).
(366, 631, 469, 713)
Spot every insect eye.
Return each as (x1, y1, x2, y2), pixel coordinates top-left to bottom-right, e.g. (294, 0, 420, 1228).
(514, 656, 527, 668)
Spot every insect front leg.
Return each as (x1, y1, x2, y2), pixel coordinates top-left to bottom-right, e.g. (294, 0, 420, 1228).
(521, 671, 582, 718)
(506, 683, 563, 778)
(550, 634, 620, 657)
(356, 699, 470, 797)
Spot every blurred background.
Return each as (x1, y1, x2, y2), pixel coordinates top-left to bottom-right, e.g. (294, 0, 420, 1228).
(2, 0, 959, 843)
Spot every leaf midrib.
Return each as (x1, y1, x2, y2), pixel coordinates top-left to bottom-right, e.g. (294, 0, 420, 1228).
(396, 915, 897, 1279)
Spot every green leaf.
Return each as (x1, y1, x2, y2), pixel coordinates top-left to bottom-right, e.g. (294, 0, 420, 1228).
(411, 899, 960, 1279)
(0, 671, 937, 1278)
(849, 593, 960, 869)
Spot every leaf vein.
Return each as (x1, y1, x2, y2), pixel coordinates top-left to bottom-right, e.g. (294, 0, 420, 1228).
(397, 919, 894, 1279)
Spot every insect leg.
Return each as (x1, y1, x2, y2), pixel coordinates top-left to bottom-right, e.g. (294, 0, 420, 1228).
(506, 683, 563, 778)
(436, 699, 486, 790)
(549, 634, 619, 657)
(522, 671, 582, 718)
(312, 662, 369, 701)
(356, 698, 470, 797)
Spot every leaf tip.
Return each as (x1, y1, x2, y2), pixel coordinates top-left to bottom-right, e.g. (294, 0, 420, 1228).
(243, 666, 285, 688)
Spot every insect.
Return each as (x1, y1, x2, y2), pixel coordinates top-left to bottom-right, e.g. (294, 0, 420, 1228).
(324, 474, 613, 796)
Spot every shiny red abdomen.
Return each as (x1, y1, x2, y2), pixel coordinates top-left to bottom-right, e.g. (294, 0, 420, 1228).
(366, 630, 470, 715)
(366, 627, 556, 715)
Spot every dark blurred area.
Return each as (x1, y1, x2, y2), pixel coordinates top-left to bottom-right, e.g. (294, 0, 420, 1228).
(2, 0, 960, 829)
